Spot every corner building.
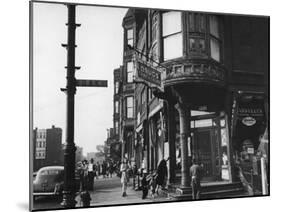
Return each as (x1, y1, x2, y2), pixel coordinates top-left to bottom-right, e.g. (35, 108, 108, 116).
(118, 8, 269, 190)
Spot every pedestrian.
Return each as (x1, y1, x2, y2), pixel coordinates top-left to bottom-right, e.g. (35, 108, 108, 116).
(155, 158, 168, 194)
(102, 161, 107, 178)
(96, 162, 100, 179)
(82, 160, 89, 191)
(108, 161, 114, 178)
(141, 170, 149, 199)
(88, 158, 95, 191)
(190, 158, 203, 200)
(120, 158, 129, 197)
(77, 161, 84, 191)
(132, 164, 138, 189)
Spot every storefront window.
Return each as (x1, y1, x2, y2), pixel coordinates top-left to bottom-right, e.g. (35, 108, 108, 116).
(162, 11, 183, 61)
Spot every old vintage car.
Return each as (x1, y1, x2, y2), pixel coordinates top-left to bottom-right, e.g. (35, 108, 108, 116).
(33, 166, 65, 198)
(33, 165, 81, 199)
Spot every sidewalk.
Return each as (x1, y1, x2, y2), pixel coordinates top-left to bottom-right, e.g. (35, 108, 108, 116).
(75, 177, 173, 207)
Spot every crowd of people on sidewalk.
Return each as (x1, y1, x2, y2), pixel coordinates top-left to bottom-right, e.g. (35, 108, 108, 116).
(118, 157, 204, 201)
(76, 157, 204, 202)
(77, 158, 120, 192)
(119, 158, 170, 200)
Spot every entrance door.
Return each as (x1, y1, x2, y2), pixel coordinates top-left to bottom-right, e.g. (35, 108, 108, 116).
(193, 128, 216, 180)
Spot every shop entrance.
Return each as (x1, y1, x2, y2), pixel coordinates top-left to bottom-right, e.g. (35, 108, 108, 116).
(192, 127, 218, 181)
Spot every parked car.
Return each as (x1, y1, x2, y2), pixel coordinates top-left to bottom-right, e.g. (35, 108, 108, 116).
(33, 166, 65, 198)
(33, 166, 81, 199)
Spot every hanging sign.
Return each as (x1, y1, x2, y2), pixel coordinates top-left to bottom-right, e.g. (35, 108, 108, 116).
(242, 116, 256, 126)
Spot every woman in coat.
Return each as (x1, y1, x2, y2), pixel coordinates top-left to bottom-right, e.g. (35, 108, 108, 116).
(155, 158, 168, 194)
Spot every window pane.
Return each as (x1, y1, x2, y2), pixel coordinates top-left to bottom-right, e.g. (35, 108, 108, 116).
(189, 38, 196, 52)
(127, 72, 133, 83)
(115, 82, 119, 94)
(210, 15, 219, 38)
(188, 13, 195, 31)
(162, 12, 182, 36)
(127, 62, 133, 72)
(164, 33, 182, 61)
(199, 39, 206, 52)
(128, 38, 133, 47)
(127, 97, 133, 107)
(127, 29, 133, 39)
(115, 101, 119, 113)
(127, 62, 133, 82)
(199, 14, 206, 32)
(127, 108, 133, 118)
(195, 119, 212, 128)
(210, 38, 220, 61)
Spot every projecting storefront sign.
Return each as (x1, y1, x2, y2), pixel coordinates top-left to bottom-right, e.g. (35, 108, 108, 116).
(238, 108, 263, 117)
(242, 116, 256, 126)
(136, 60, 162, 87)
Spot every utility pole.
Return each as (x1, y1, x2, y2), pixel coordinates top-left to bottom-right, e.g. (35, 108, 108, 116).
(60, 4, 107, 208)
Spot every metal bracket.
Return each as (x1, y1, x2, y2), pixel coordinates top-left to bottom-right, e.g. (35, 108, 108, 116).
(64, 66, 81, 70)
(61, 44, 77, 48)
(65, 23, 81, 27)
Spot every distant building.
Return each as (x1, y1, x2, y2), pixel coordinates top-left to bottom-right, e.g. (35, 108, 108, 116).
(33, 125, 63, 171)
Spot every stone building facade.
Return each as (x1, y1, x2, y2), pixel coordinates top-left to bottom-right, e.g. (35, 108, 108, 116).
(114, 8, 269, 190)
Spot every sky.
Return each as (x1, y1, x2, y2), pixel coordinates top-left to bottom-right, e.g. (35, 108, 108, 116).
(33, 2, 127, 155)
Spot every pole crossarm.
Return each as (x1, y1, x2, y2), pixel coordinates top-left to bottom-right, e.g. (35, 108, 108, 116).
(61, 43, 77, 48)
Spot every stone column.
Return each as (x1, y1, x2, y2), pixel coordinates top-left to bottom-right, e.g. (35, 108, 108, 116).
(167, 102, 176, 184)
(175, 102, 191, 187)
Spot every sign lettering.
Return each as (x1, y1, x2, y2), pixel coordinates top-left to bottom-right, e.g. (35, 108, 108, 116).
(76, 79, 108, 87)
(136, 60, 161, 87)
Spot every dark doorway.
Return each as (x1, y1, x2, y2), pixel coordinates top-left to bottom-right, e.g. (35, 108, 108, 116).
(192, 128, 217, 181)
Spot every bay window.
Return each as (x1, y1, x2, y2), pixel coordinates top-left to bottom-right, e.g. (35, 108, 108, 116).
(162, 11, 183, 61)
(187, 13, 222, 61)
(188, 13, 207, 54)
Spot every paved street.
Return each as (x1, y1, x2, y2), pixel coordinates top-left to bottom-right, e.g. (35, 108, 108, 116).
(33, 175, 172, 210)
